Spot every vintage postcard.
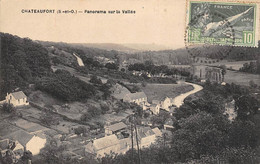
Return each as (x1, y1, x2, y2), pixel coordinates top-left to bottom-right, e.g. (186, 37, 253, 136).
(0, 0, 260, 164)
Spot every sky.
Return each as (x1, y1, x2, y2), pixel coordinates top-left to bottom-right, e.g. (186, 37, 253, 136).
(0, 0, 259, 49)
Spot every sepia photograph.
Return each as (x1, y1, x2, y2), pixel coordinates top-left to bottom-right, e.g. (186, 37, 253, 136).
(0, 0, 260, 163)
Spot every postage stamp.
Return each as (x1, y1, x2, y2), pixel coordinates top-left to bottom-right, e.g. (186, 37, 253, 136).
(186, 0, 259, 47)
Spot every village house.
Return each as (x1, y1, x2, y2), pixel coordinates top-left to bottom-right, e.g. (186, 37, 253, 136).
(5, 91, 29, 107)
(149, 104, 160, 115)
(160, 97, 172, 110)
(123, 92, 148, 106)
(85, 134, 126, 158)
(0, 138, 24, 162)
(105, 122, 128, 136)
(4, 130, 46, 155)
(85, 127, 162, 158)
(150, 96, 173, 113)
(135, 127, 162, 148)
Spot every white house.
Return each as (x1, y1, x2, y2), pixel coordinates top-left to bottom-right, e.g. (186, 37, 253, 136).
(85, 127, 162, 158)
(149, 104, 160, 115)
(5, 130, 46, 155)
(6, 91, 29, 107)
(135, 127, 162, 148)
(160, 97, 172, 110)
(0, 139, 24, 162)
(151, 96, 173, 112)
(85, 134, 123, 158)
(123, 92, 147, 106)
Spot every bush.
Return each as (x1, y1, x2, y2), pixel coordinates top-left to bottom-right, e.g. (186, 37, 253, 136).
(74, 126, 89, 136)
(89, 75, 102, 85)
(36, 70, 96, 102)
(80, 106, 102, 121)
(100, 104, 110, 114)
(1, 103, 15, 113)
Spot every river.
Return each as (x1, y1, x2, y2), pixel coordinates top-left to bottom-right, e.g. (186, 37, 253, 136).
(172, 82, 203, 107)
(73, 53, 85, 66)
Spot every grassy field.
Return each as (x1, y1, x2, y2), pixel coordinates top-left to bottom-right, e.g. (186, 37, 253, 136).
(138, 82, 194, 103)
(208, 60, 256, 70)
(224, 70, 260, 86)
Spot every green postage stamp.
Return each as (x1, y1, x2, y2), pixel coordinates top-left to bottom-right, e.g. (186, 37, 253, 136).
(186, 0, 259, 47)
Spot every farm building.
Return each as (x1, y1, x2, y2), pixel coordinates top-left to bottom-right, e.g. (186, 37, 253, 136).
(150, 96, 173, 112)
(5, 91, 29, 107)
(123, 92, 148, 106)
(4, 130, 46, 155)
(149, 104, 160, 114)
(191, 65, 223, 83)
(105, 122, 128, 136)
(85, 127, 162, 158)
(0, 139, 24, 162)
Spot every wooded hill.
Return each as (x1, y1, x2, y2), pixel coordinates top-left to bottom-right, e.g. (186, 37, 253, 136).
(0, 33, 52, 99)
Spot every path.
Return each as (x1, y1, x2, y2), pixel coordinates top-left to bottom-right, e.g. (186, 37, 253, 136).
(172, 82, 203, 107)
(73, 53, 84, 66)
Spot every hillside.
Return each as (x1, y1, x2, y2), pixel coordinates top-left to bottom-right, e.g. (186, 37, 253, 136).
(39, 40, 260, 66)
(0, 33, 52, 99)
(124, 41, 260, 65)
(0, 33, 99, 102)
(39, 41, 125, 60)
(73, 43, 137, 52)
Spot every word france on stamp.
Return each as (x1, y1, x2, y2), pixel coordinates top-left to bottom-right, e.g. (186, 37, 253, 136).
(186, 0, 259, 47)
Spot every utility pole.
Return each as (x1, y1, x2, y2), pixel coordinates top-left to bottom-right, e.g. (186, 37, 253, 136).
(134, 123, 141, 164)
(130, 115, 134, 164)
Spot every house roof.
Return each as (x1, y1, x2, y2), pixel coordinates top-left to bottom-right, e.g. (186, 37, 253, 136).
(151, 128, 162, 137)
(10, 91, 27, 100)
(92, 134, 119, 151)
(107, 122, 127, 132)
(5, 130, 34, 147)
(124, 92, 147, 101)
(152, 100, 160, 104)
(0, 139, 9, 150)
(137, 127, 155, 139)
(161, 96, 170, 101)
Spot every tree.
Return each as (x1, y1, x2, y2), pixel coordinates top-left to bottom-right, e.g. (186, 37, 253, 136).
(89, 75, 102, 85)
(171, 112, 230, 162)
(131, 85, 140, 93)
(1, 103, 16, 114)
(74, 126, 89, 136)
(234, 95, 259, 120)
(249, 80, 258, 88)
(220, 65, 227, 77)
(18, 151, 33, 164)
(228, 120, 258, 148)
(105, 63, 118, 70)
(37, 140, 66, 164)
(100, 104, 110, 114)
(120, 68, 125, 72)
